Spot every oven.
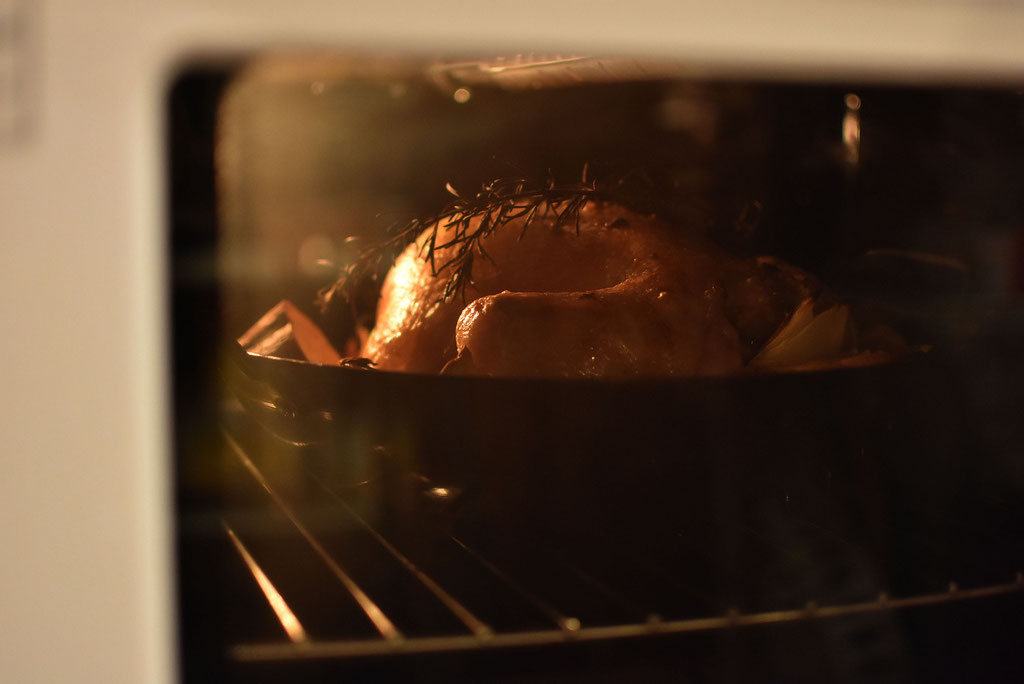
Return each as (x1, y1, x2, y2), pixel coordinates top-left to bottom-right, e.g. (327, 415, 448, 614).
(4, 3, 1024, 683)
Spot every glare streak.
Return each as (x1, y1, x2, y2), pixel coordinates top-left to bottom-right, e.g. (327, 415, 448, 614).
(223, 521, 309, 644)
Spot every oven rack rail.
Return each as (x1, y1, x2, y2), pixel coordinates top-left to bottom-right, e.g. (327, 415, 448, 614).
(216, 427, 1024, 663)
(232, 578, 1024, 662)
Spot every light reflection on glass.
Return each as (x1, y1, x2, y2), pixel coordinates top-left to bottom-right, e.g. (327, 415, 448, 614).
(297, 232, 336, 276)
(453, 87, 472, 104)
(843, 93, 861, 166)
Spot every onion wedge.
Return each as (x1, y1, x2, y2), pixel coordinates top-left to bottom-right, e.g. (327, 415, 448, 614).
(751, 298, 851, 369)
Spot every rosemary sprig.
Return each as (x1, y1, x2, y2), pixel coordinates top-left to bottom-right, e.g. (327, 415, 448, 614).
(322, 170, 602, 311)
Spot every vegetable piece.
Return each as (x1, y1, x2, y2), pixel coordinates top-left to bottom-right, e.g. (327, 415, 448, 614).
(751, 298, 851, 369)
(238, 300, 342, 365)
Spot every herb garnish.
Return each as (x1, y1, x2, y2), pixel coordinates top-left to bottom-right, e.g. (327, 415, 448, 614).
(321, 168, 603, 311)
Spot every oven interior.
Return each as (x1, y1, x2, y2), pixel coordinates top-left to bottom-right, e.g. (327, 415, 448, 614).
(171, 56, 1024, 682)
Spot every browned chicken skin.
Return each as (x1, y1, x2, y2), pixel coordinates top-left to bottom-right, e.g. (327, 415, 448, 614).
(362, 202, 817, 378)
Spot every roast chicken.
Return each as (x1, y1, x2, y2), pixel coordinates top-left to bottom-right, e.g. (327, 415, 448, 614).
(359, 201, 856, 378)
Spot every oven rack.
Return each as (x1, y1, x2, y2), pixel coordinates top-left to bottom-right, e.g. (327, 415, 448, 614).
(210, 414, 1024, 664)
(231, 578, 1024, 663)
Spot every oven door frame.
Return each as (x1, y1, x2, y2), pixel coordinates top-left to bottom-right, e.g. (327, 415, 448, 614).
(4, 1, 1024, 682)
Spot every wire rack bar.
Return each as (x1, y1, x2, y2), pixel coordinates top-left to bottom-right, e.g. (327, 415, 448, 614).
(224, 431, 404, 644)
(232, 574, 1024, 661)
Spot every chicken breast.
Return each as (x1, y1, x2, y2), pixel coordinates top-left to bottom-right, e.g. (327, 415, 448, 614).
(361, 202, 816, 378)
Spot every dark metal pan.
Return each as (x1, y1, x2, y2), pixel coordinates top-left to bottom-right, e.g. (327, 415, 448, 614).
(223, 343, 1024, 612)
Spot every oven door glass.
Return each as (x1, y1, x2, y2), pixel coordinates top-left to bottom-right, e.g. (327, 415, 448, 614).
(170, 55, 1024, 683)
